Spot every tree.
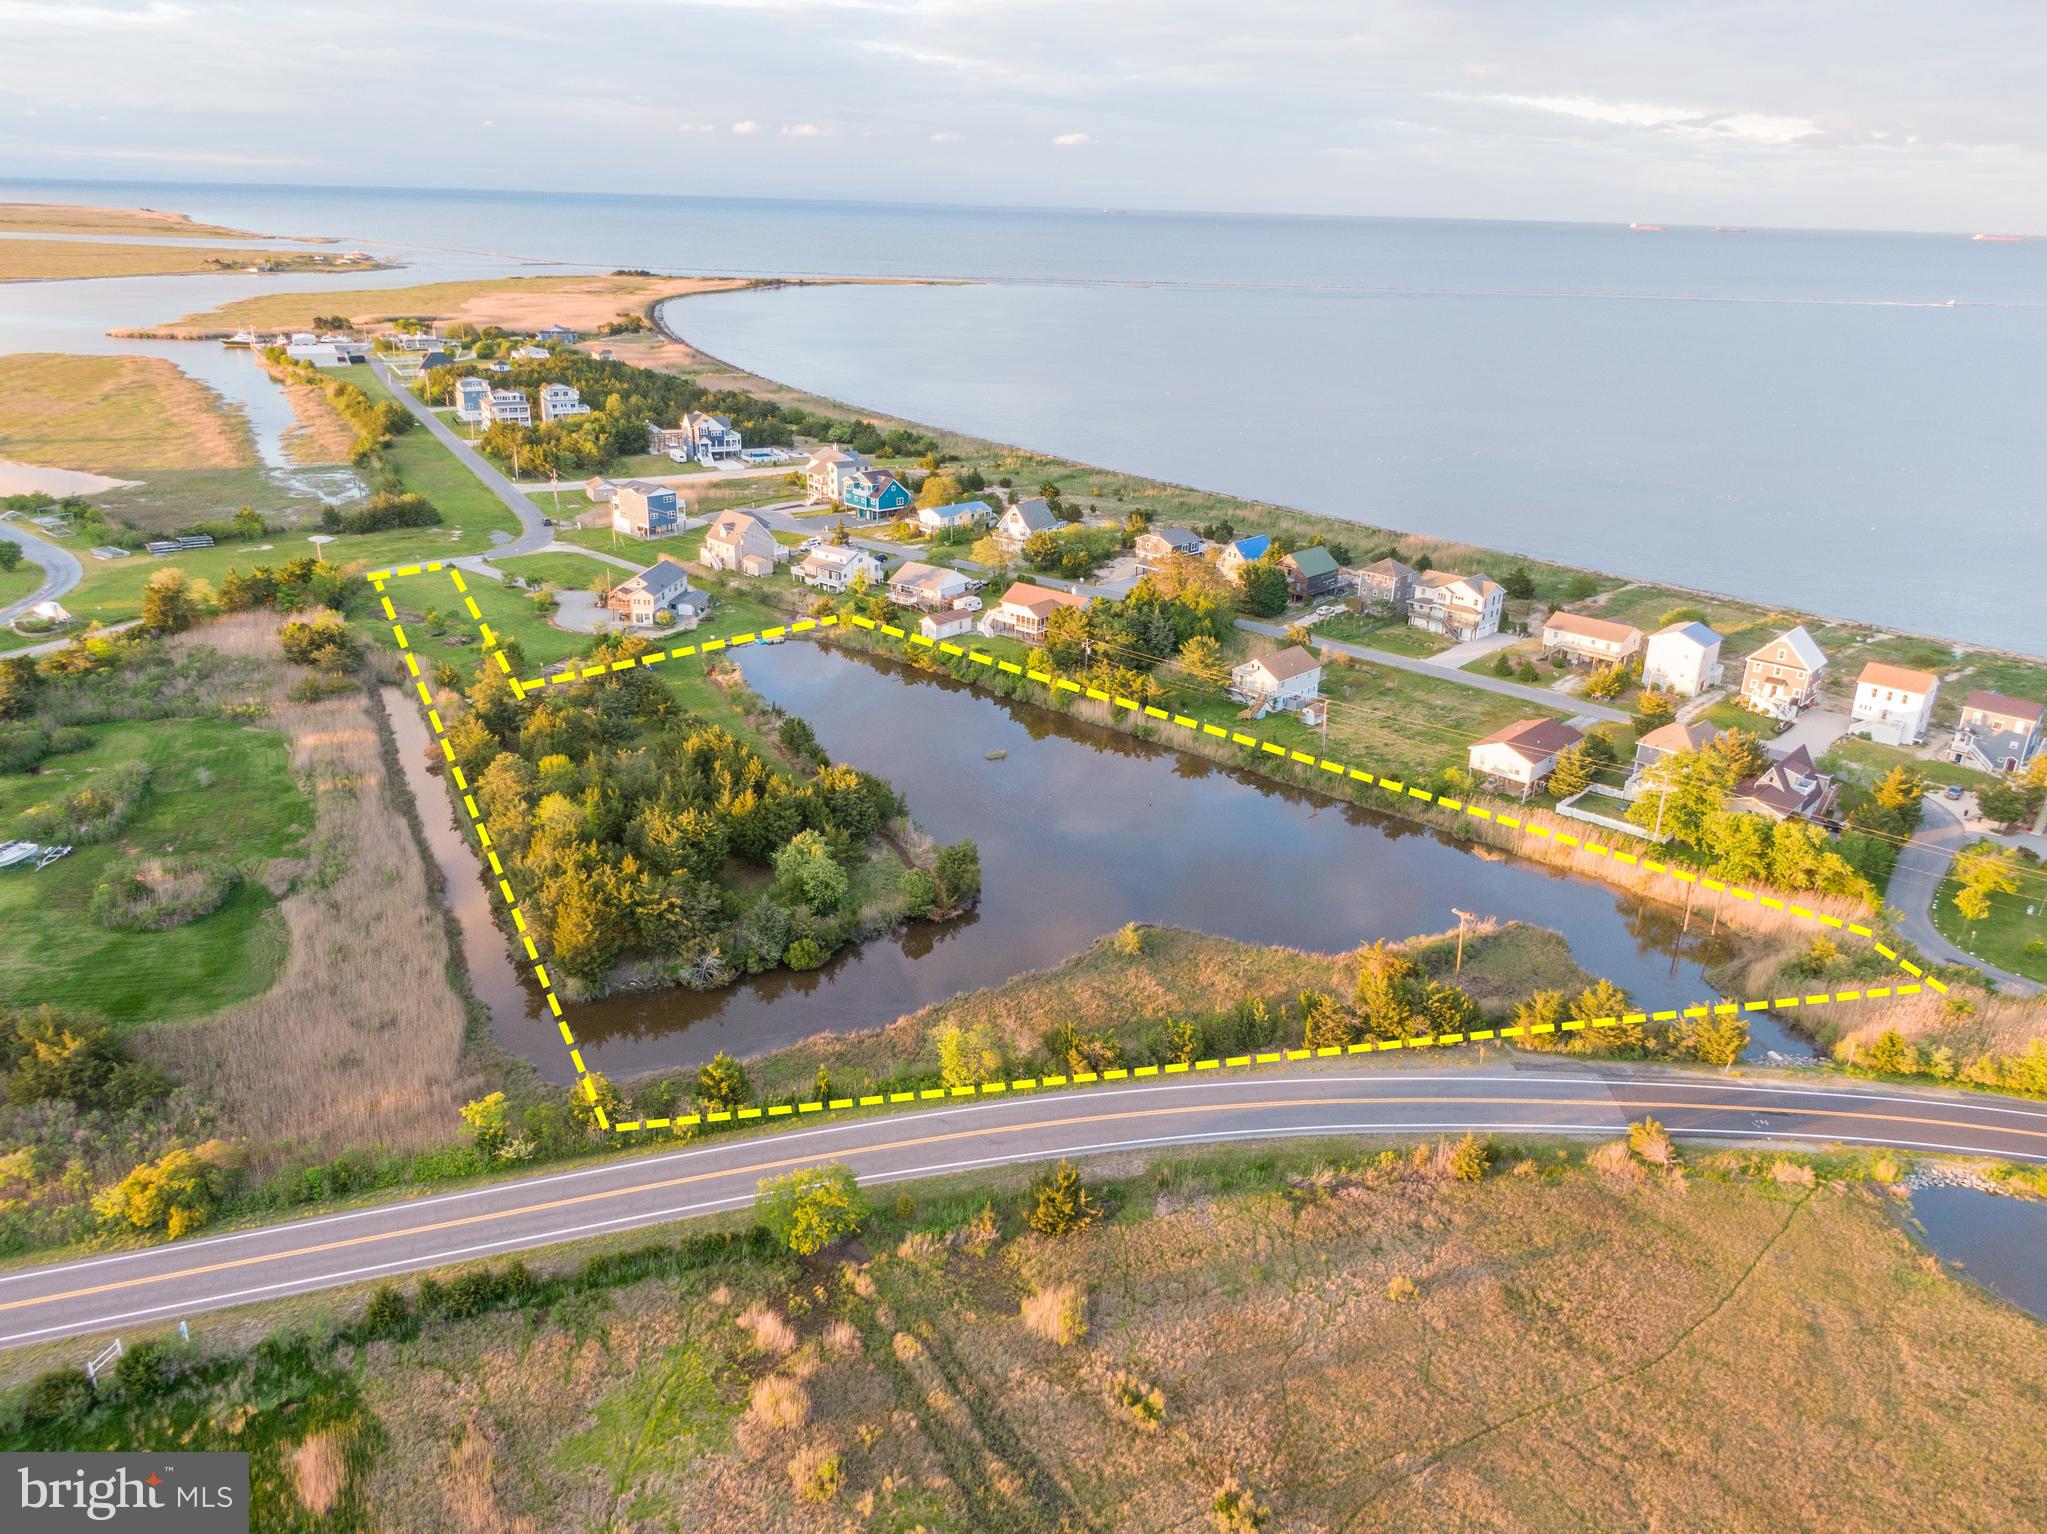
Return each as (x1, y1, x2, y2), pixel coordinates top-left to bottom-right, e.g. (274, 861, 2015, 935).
(915, 472, 963, 508)
(1353, 941, 1426, 1040)
(1042, 603, 1091, 668)
(1547, 743, 1596, 798)
(1953, 842, 2022, 924)
(1871, 765, 1927, 816)
(569, 1071, 622, 1132)
(460, 1091, 511, 1157)
(1563, 573, 1598, 601)
(1627, 745, 1734, 845)
(1712, 728, 1768, 781)
(0, 540, 21, 572)
(773, 829, 848, 914)
(938, 1021, 999, 1088)
(1025, 1159, 1100, 1236)
(139, 566, 198, 634)
(1177, 633, 1226, 686)
(932, 839, 981, 910)
(1299, 990, 1355, 1050)
(756, 1163, 865, 1255)
(697, 1051, 750, 1111)
(1977, 779, 2044, 829)
(91, 1141, 237, 1239)
(1501, 566, 1535, 600)
(1238, 558, 1289, 619)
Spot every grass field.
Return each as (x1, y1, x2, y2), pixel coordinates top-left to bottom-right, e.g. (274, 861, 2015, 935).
(11, 1142, 2039, 1531)
(0, 202, 262, 239)
(345, 370, 523, 543)
(0, 560, 42, 610)
(0, 353, 254, 473)
(0, 242, 344, 284)
(130, 274, 752, 339)
(1933, 865, 2047, 983)
(1820, 736, 2001, 793)
(491, 551, 616, 590)
(0, 717, 312, 1025)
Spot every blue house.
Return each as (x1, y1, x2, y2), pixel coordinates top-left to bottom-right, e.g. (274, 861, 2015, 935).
(842, 468, 912, 521)
(611, 480, 680, 539)
(1218, 534, 1272, 582)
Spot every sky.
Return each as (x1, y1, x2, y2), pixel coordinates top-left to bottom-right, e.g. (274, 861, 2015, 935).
(2, 0, 2043, 232)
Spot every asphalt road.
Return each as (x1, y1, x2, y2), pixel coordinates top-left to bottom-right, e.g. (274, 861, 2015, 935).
(1890, 796, 2039, 993)
(0, 517, 83, 627)
(6, 1062, 2045, 1351)
(369, 361, 552, 558)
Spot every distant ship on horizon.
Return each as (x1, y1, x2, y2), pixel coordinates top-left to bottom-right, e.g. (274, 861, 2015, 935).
(1972, 232, 2024, 242)
(1627, 222, 1665, 232)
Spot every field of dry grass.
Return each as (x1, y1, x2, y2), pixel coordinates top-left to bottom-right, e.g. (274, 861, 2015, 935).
(136, 613, 481, 1157)
(126, 273, 758, 340)
(0, 352, 255, 472)
(0, 240, 319, 284)
(0, 202, 263, 238)
(48, 1143, 2040, 1531)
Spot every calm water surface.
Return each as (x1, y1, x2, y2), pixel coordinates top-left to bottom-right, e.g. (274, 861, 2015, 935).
(393, 644, 1753, 1082)
(1909, 1184, 2047, 1320)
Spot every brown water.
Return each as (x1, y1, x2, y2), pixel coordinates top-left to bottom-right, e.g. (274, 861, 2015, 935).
(387, 644, 1773, 1082)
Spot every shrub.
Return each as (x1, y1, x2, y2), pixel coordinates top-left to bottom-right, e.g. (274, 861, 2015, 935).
(319, 490, 441, 536)
(1112, 922, 1146, 957)
(20, 760, 152, 844)
(362, 1283, 412, 1334)
(279, 615, 361, 668)
(1212, 1475, 1271, 1532)
(755, 1164, 864, 1255)
(1020, 1281, 1088, 1345)
(788, 1443, 843, 1502)
(747, 1374, 811, 1431)
(737, 1304, 798, 1355)
(784, 937, 827, 970)
(1386, 1274, 1418, 1303)
(1107, 1371, 1165, 1431)
(91, 1141, 239, 1239)
(21, 1368, 93, 1427)
(1627, 1117, 1675, 1166)
(88, 857, 237, 932)
(1448, 1132, 1491, 1182)
(112, 1337, 180, 1400)
(1025, 1160, 1100, 1236)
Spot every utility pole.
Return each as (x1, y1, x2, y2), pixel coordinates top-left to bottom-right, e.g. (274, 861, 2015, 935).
(1452, 908, 1477, 974)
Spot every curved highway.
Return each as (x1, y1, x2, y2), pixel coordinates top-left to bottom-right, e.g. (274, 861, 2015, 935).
(0, 516, 83, 628)
(4, 1061, 2044, 1350)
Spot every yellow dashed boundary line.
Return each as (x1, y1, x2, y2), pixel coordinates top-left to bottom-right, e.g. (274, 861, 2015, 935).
(368, 568, 1957, 1138)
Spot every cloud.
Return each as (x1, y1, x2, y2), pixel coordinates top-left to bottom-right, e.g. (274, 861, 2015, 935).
(1463, 93, 1823, 147)
(1704, 112, 1822, 145)
(730, 120, 759, 134)
(930, 130, 963, 142)
(1052, 131, 1093, 147)
(782, 122, 835, 138)
(0, 0, 189, 26)
(43, 144, 302, 167)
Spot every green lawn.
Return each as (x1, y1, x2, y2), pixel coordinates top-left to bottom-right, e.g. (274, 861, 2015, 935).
(493, 551, 619, 591)
(0, 559, 41, 611)
(1307, 613, 1455, 658)
(1932, 866, 2047, 983)
(557, 523, 708, 563)
(0, 718, 313, 1025)
(1819, 736, 2000, 793)
(348, 371, 523, 544)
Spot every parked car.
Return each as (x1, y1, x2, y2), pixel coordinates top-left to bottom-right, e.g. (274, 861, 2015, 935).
(1772, 717, 1795, 736)
(798, 536, 822, 552)
(667, 448, 691, 464)
(1944, 784, 1965, 800)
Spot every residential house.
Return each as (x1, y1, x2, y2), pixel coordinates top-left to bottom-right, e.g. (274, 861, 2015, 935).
(796, 545, 885, 594)
(1229, 646, 1323, 710)
(1215, 534, 1273, 584)
(604, 555, 706, 626)
(1133, 526, 1205, 570)
(452, 376, 493, 423)
(611, 481, 680, 540)
(700, 510, 783, 576)
(1280, 545, 1344, 602)
(1353, 557, 1415, 611)
(888, 561, 974, 610)
(842, 468, 912, 521)
(680, 411, 744, 464)
(1851, 662, 1940, 746)
(583, 476, 617, 505)
(395, 333, 445, 352)
(1728, 744, 1840, 823)
(647, 421, 693, 456)
(919, 606, 979, 644)
(513, 345, 550, 361)
(538, 383, 591, 423)
(1541, 612, 1645, 669)
(1738, 625, 1828, 718)
(915, 499, 994, 535)
(1625, 720, 1722, 793)
(978, 580, 1089, 643)
(804, 446, 868, 503)
(414, 347, 450, 372)
(284, 335, 369, 367)
(481, 388, 531, 427)
(1641, 621, 1724, 698)
(994, 497, 1060, 548)
(1408, 572, 1504, 641)
(1467, 718, 1585, 796)
(535, 324, 577, 344)
(1949, 690, 2045, 774)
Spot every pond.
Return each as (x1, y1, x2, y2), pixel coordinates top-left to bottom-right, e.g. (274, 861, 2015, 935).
(1908, 1183, 2047, 1321)
(390, 640, 1776, 1082)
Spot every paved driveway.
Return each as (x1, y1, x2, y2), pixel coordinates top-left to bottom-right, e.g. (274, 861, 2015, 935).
(0, 517, 84, 627)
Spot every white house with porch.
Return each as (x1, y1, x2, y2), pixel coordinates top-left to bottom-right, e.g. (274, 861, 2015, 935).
(1228, 646, 1322, 711)
(1851, 662, 1939, 746)
(1642, 621, 1724, 698)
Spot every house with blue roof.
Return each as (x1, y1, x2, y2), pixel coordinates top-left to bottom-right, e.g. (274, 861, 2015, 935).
(1217, 534, 1272, 583)
(842, 468, 912, 521)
